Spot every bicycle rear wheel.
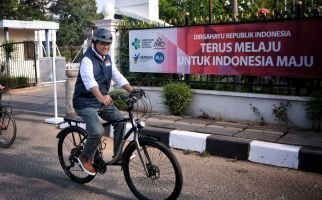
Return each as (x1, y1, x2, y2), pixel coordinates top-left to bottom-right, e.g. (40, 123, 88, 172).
(122, 140, 183, 200)
(57, 126, 95, 184)
(0, 111, 16, 148)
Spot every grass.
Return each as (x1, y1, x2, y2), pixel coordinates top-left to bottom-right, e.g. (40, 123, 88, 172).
(199, 151, 210, 158)
(183, 149, 194, 155)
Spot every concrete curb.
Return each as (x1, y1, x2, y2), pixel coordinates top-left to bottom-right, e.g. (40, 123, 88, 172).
(59, 122, 322, 174)
(142, 127, 322, 174)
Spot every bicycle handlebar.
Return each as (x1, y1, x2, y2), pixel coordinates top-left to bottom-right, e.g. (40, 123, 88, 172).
(98, 88, 150, 123)
(110, 89, 145, 104)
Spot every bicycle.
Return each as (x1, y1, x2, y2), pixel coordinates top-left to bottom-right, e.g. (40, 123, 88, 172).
(0, 89, 17, 148)
(56, 90, 183, 200)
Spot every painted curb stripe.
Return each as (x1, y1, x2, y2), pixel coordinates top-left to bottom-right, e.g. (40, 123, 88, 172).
(249, 140, 301, 169)
(142, 127, 171, 147)
(169, 130, 210, 153)
(206, 135, 250, 160)
(59, 123, 322, 174)
(299, 147, 322, 173)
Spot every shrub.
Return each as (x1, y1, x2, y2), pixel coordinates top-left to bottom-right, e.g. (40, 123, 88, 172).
(162, 83, 192, 115)
(272, 100, 296, 128)
(272, 101, 292, 122)
(249, 103, 265, 125)
(64, 50, 71, 63)
(0, 76, 29, 88)
(2, 40, 17, 60)
(306, 91, 322, 131)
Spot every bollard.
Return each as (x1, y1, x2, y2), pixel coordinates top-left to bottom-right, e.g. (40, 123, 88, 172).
(65, 68, 79, 117)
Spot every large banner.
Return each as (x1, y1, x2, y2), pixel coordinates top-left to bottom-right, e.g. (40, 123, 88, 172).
(129, 18, 322, 78)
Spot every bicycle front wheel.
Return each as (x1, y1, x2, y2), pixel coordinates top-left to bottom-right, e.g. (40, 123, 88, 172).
(122, 140, 183, 200)
(0, 111, 17, 148)
(57, 126, 95, 184)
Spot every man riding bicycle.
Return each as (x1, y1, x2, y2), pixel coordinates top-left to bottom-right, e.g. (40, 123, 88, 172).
(73, 28, 134, 176)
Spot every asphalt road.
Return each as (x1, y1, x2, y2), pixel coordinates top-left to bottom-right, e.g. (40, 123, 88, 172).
(0, 84, 321, 199)
(0, 112, 321, 200)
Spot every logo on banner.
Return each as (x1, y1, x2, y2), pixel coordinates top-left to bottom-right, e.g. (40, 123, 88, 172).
(142, 39, 154, 48)
(153, 37, 165, 48)
(133, 53, 140, 64)
(154, 52, 164, 64)
(131, 38, 141, 50)
(140, 55, 153, 62)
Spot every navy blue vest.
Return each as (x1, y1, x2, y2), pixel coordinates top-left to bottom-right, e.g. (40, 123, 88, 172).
(73, 48, 112, 109)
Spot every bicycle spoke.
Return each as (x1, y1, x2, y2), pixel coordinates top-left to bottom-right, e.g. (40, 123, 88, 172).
(128, 160, 149, 175)
(123, 141, 182, 200)
(0, 111, 16, 148)
(58, 127, 95, 183)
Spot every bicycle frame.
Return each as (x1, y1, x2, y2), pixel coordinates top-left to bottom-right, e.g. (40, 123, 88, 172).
(102, 108, 155, 170)
(62, 103, 158, 169)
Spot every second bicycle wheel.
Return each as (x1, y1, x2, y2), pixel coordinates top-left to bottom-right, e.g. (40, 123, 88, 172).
(57, 126, 96, 184)
(0, 111, 16, 148)
(122, 140, 183, 200)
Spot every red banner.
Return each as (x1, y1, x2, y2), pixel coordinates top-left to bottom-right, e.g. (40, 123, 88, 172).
(129, 18, 322, 78)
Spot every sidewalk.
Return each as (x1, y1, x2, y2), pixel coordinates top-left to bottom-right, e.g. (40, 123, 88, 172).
(142, 113, 322, 174)
(5, 83, 322, 174)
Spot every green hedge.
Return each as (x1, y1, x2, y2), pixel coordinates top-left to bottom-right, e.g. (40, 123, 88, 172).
(0, 76, 29, 88)
(162, 83, 192, 115)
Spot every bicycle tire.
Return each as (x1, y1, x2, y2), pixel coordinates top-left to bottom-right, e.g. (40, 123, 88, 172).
(122, 140, 183, 200)
(0, 111, 17, 148)
(57, 126, 96, 184)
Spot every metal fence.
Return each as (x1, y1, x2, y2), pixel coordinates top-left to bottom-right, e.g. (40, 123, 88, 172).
(0, 41, 37, 89)
(121, 72, 321, 96)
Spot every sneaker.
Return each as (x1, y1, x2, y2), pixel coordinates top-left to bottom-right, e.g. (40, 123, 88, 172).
(77, 154, 96, 176)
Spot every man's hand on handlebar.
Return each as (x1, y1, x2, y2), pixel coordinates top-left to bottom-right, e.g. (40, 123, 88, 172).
(98, 95, 113, 106)
(107, 89, 145, 105)
(130, 89, 145, 98)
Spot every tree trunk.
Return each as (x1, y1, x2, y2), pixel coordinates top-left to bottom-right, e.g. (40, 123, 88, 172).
(233, 0, 238, 18)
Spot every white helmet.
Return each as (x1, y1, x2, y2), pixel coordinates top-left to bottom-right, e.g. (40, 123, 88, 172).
(92, 28, 113, 43)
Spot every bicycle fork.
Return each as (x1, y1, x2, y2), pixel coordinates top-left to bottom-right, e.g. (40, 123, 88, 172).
(133, 132, 153, 177)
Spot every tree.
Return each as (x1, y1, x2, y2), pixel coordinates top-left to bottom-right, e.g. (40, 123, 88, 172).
(159, 0, 181, 22)
(159, 0, 210, 23)
(0, 0, 51, 20)
(50, 0, 102, 46)
(0, 0, 101, 46)
(159, 0, 227, 24)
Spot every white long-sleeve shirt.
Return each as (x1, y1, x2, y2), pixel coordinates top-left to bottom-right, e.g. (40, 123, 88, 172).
(80, 48, 129, 90)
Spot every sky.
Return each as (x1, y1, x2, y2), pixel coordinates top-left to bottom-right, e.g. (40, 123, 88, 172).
(96, 0, 115, 13)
